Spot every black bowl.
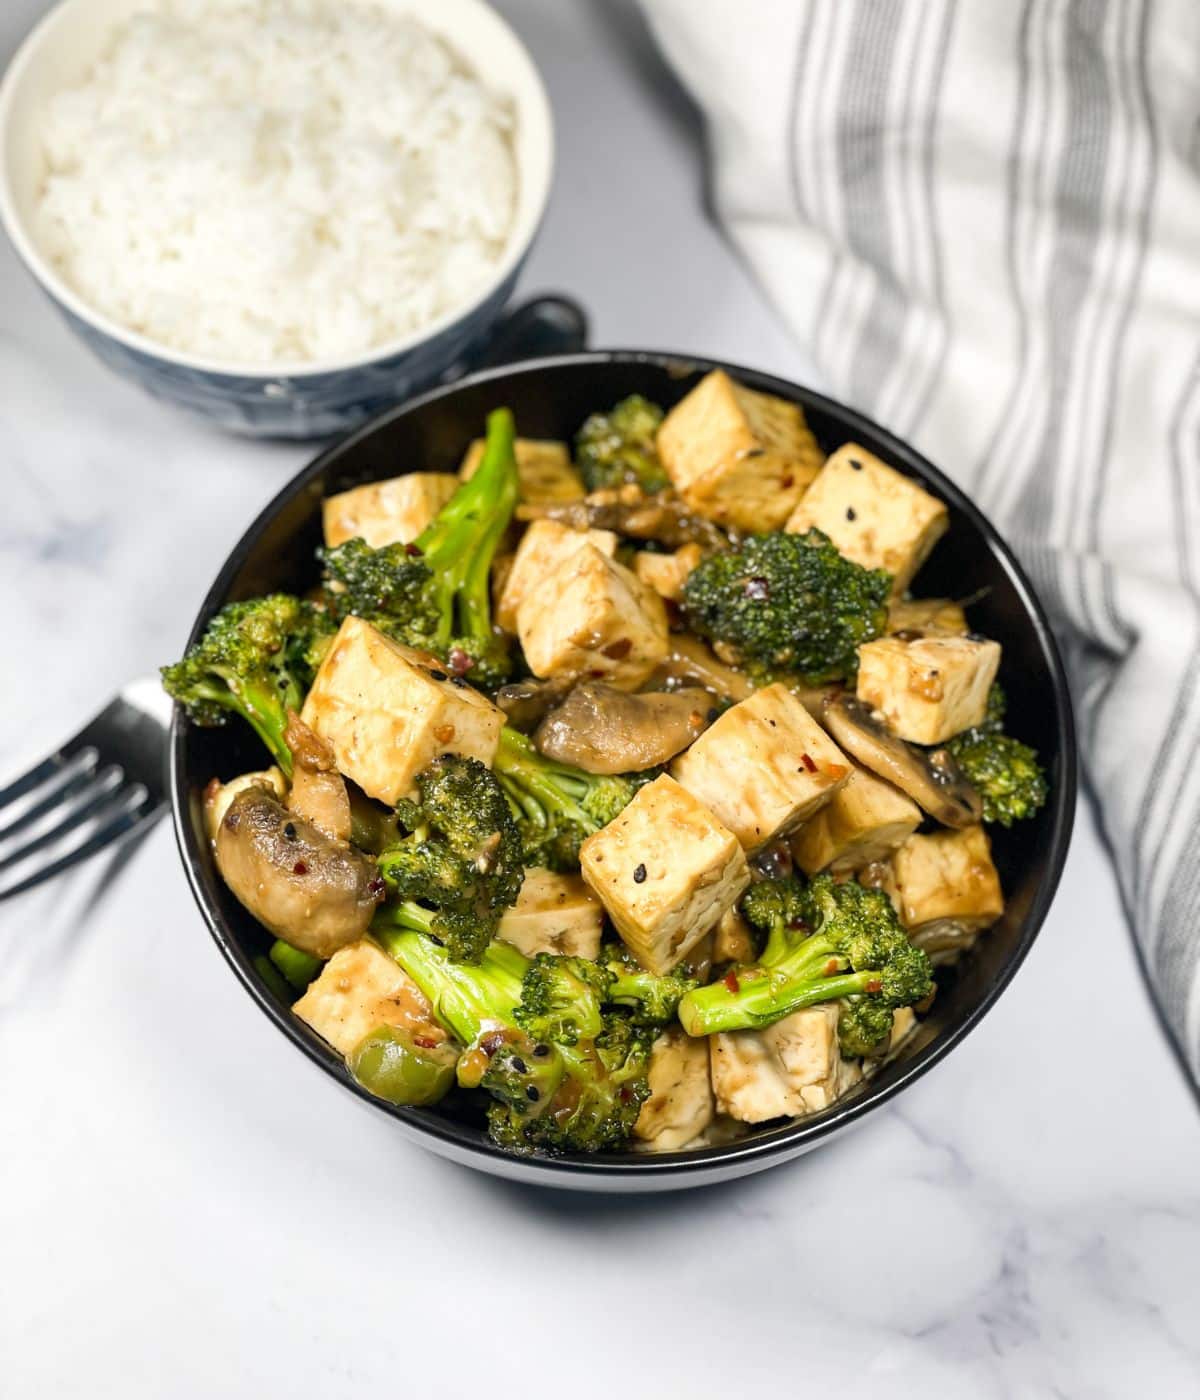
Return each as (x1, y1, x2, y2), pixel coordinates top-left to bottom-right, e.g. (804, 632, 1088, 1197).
(170, 351, 1077, 1191)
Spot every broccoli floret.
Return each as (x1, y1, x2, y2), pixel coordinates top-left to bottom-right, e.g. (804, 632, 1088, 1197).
(515, 953, 611, 1045)
(318, 408, 519, 687)
(600, 944, 698, 1027)
(681, 529, 891, 684)
(493, 727, 651, 871)
(161, 593, 333, 775)
(376, 929, 652, 1154)
(575, 394, 669, 494)
(946, 729, 1048, 827)
(677, 873, 932, 1057)
(374, 755, 524, 963)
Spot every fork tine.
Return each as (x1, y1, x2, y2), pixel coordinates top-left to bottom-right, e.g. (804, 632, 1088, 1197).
(0, 748, 101, 840)
(0, 786, 154, 901)
(0, 766, 126, 871)
(0, 754, 67, 810)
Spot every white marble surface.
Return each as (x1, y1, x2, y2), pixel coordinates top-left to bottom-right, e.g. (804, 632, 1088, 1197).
(2, 2, 1199, 1396)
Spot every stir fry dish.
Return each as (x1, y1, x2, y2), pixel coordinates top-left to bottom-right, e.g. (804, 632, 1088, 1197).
(163, 370, 1048, 1155)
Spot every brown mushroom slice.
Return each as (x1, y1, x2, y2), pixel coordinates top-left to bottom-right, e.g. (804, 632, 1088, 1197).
(493, 674, 577, 732)
(215, 788, 383, 958)
(821, 693, 982, 828)
(285, 711, 352, 842)
(650, 635, 757, 703)
(535, 682, 714, 774)
(518, 485, 729, 551)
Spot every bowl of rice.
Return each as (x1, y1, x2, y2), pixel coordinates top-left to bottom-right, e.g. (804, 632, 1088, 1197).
(0, 0, 554, 437)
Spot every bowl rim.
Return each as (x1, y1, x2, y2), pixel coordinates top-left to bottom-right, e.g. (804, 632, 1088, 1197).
(169, 349, 1078, 1183)
(0, 0, 554, 380)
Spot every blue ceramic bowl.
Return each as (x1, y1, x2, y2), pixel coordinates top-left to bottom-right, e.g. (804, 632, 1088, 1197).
(0, 0, 554, 438)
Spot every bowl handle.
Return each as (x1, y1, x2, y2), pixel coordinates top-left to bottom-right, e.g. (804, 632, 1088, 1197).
(469, 294, 589, 369)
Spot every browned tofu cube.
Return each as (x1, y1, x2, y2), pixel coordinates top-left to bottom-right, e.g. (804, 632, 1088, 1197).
(293, 940, 443, 1057)
(300, 617, 504, 805)
(634, 1026, 715, 1152)
(460, 436, 584, 504)
(633, 543, 704, 602)
(670, 683, 851, 851)
(786, 443, 948, 594)
(709, 1006, 862, 1122)
(791, 764, 922, 874)
(494, 520, 618, 633)
(496, 868, 605, 959)
(579, 774, 749, 975)
(656, 369, 824, 531)
(517, 544, 669, 690)
(887, 596, 969, 638)
(322, 473, 459, 549)
(891, 826, 1004, 958)
(856, 635, 1001, 745)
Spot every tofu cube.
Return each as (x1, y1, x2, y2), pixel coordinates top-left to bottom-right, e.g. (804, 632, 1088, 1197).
(496, 868, 605, 959)
(633, 543, 704, 602)
(888, 596, 969, 638)
(657, 369, 824, 531)
(891, 826, 1004, 957)
(300, 617, 503, 805)
(517, 544, 669, 691)
(713, 906, 757, 965)
(495, 520, 618, 633)
(785, 443, 948, 594)
(322, 473, 459, 549)
(633, 1026, 715, 1152)
(293, 940, 442, 1057)
(670, 683, 851, 851)
(710, 1005, 862, 1122)
(791, 764, 922, 875)
(460, 436, 584, 504)
(856, 635, 1001, 745)
(579, 774, 749, 975)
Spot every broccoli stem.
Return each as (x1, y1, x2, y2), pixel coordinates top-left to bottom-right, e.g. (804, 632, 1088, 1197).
(493, 728, 591, 827)
(193, 670, 297, 776)
(678, 965, 883, 1036)
(268, 938, 323, 990)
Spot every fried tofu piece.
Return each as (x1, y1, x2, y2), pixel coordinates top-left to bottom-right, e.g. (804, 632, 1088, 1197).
(790, 764, 922, 875)
(633, 543, 704, 602)
(670, 683, 850, 851)
(785, 443, 948, 594)
(579, 774, 749, 975)
(517, 544, 669, 691)
(713, 906, 757, 965)
(891, 826, 1004, 958)
(710, 1005, 862, 1123)
(887, 596, 969, 638)
(294, 940, 444, 1057)
(496, 868, 605, 959)
(460, 436, 584, 504)
(322, 473, 459, 549)
(494, 520, 618, 633)
(656, 369, 824, 531)
(856, 635, 1001, 745)
(633, 1026, 716, 1152)
(300, 617, 503, 805)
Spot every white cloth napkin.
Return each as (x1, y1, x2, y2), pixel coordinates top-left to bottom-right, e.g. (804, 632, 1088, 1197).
(642, 0, 1200, 1082)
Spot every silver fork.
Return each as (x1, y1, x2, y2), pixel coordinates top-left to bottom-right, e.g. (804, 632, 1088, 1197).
(0, 678, 171, 901)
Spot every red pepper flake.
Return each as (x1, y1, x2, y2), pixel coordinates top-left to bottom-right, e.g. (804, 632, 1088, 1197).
(602, 637, 632, 660)
(724, 969, 740, 994)
(480, 1031, 505, 1055)
(447, 646, 472, 676)
(800, 752, 817, 773)
(780, 474, 794, 489)
(866, 978, 883, 994)
(433, 724, 456, 743)
(293, 860, 308, 875)
(367, 877, 386, 896)
(404, 542, 423, 556)
(412, 1035, 438, 1050)
(824, 958, 840, 976)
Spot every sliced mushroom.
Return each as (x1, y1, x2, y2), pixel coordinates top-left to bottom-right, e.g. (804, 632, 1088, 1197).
(215, 787, 383, 958)
(493, 674, 577, 732)
(649, 634, 757, 702)
(535, 682, 715, 774)
(518, 485, 729, 551)
(821, 693, 982, 828)
(285, 711, 351, 842)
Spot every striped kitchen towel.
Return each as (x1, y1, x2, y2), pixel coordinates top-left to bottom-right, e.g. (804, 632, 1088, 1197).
(642, 0, 1200, 1082)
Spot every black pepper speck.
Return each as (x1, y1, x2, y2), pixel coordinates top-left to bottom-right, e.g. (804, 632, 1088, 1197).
(633, 863, 647, 883)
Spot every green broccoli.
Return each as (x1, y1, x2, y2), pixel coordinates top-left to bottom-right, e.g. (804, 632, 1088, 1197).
(373, 754, 524, 963)
(376, 929, 652, 1154)
(681, 529, 891, 684)
(575, 395, 669, 493)
(600, 944, 698, 1027)
(268, 938, 323, 990)
(946, 708, 1048, 828)
(318, 407, 520, 687)
(515, 953, 611, 1045)
(492, 727, 652, 871)
(161, 593, 333, 775)
(677, 874, 932, 1057)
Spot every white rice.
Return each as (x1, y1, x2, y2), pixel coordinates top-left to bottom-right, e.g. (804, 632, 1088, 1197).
(34, 0, 518, 365)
